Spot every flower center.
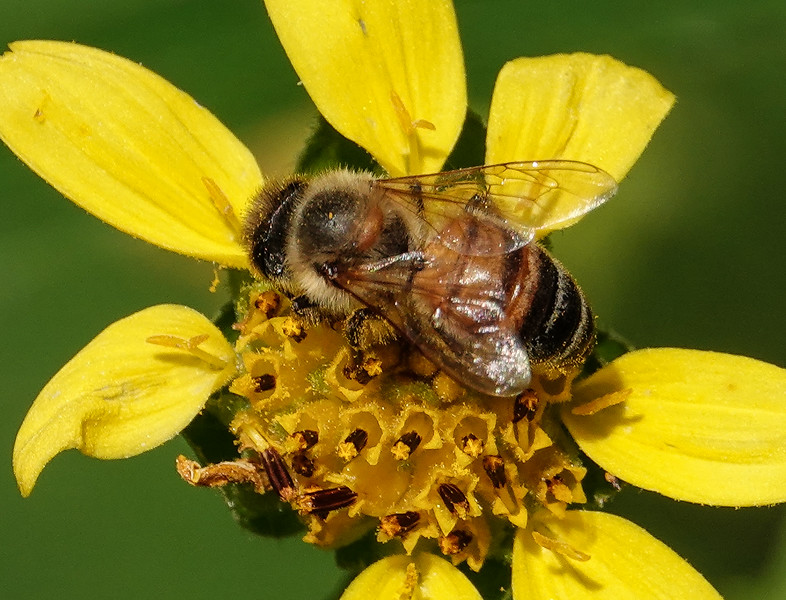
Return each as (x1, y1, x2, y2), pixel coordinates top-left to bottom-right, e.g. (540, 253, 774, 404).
(180, 285, 588, 570)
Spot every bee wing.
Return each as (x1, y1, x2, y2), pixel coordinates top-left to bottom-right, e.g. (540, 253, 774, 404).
(375, 160, 618, 247)
(335, 252, 531, 397)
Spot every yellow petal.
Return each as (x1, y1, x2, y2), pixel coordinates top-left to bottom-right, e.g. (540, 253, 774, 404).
(13, 304, 237, 497)
(513, 511, 721, 600)
(265, 0, 466, 176)
(0, 41, 262, 267)
(563, 348, 786, 506)
(486, 53, 675, 184)
(341, 553, 482, 600)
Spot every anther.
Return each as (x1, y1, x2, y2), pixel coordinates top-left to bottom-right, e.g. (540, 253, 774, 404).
(252, 374, 276, 392)
(338, 428, 369, 460)
(291, 452, 316, 478)
(145, 333, 228, 370)
(292, 430, 319, 451)
(545, 473, 573, 503)
(438, 530, 473, 556)
(482, 455, 507, 489)
(281, 317, 307, 342)
(259, 447, 296, 502)
(379, 511, 420, 538)
(391, 431, 422, 460)
(460, 433, 484, 458)
(253, 290, 281, 319)
(513, 389, 539, 423)
(297, 486, 358, 519)
(202, 176, 242, 235)
(343, 363, 373, 385)
(437, 483, 470, 518)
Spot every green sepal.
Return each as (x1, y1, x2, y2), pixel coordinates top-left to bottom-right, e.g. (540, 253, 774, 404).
(296, 110, 488, 177)
(458, 558, 513, 600)
(296, 115, 381, 175)
(583, 326, 636, 377)
(334, 529, 388, 574)
(443, 109, 487, 170)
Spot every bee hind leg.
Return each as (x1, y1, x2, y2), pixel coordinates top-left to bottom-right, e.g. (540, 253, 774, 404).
(343, 308, 397, 350)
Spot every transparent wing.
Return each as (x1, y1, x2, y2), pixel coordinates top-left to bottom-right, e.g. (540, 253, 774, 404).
(374, 160, 618, 248)
(332, 251, 531, 397)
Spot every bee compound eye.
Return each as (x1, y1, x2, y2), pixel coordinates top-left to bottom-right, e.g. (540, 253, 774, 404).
(298, 189, 360, 253)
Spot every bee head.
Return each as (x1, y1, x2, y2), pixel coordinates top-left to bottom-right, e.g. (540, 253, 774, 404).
(243, 176, 308, 283)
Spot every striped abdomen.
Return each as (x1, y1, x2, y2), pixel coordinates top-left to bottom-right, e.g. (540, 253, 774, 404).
(512, 244, 595, 375)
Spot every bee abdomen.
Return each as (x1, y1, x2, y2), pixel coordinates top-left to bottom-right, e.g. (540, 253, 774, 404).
(518, 246, 594, 372)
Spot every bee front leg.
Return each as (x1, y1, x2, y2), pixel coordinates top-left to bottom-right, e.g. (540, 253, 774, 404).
(289, 294, 333, 326)
(342, 308, 402, 384)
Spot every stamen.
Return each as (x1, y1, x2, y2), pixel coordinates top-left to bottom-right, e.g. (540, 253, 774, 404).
(291, 452, 316, 478)
(438, 529, 473, 556)
(252, 374, 276, 392)
(202, 176, 243, 235)
(545, 474, 573, 504)
(532, 530, 590, 561)
(482, 455, 507, 489)
(513, 389, 539, 423)
(363, 355, 383, 377)
(254, 290, 281, 319)
(297, 486, 358, 518)
(390, 90, 434, 174)
(404, 563, 418, 595)
(146, 333, 229, 370)
(379, 511, 420, 537)
(281, 317, 307, 342)
(292, 430, 319, 451)
(259, 447, 296, 502)
(437, 483, 470, 519)
(338, 428, 369, 460)
(412, 119, 436, 131)
(391, 431, 422, 460)
(209, 267, 221, 293)
(343, 363, 374, 385)
(460, 433, 484, 458)
(571, 388, 632, 415)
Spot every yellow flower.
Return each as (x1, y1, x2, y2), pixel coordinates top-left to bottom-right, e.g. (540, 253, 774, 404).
(3, 1, 785, 599)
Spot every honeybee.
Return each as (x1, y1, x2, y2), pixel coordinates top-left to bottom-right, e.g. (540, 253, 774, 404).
(243, 161, 617, 397)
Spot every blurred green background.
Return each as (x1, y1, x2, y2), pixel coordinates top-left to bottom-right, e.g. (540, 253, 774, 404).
(1, 1, 784, 598)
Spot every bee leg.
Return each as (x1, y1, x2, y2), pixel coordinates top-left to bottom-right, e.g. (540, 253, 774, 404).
(344, 308, 397, 350)
(290, 294, 316, 315)
(289, 294, 334, 327)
